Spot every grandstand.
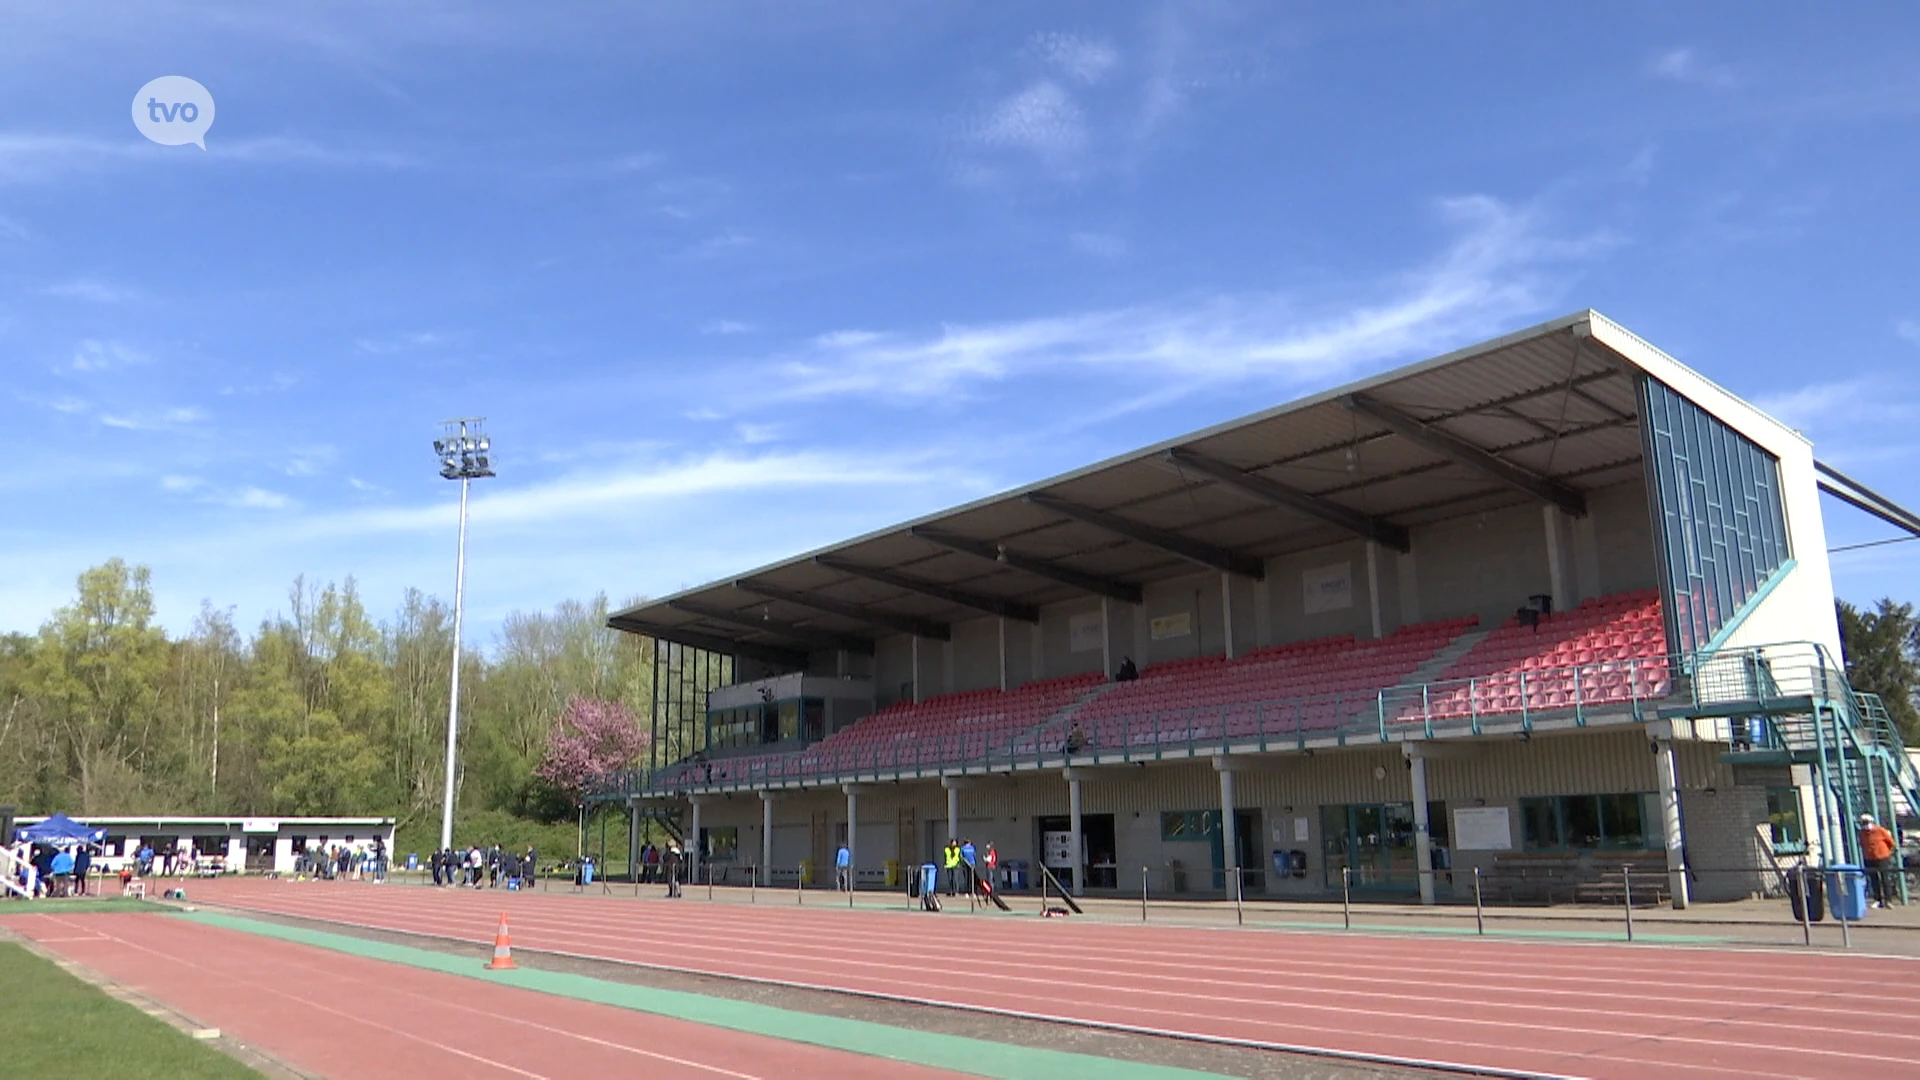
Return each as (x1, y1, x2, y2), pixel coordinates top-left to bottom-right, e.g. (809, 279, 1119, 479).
(597, 311, 1920, 907)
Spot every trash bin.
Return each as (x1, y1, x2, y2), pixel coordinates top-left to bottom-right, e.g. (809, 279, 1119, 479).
(406, 853, 419, 871)
(1785, 868, 1825, 923)
(1011, 861, 1028, 890)
(1827, 865, 1869, 921)
(919, 863, 939, 897)
(799, 859, 813, 886)
(1170, 858, 1187, 893)
(885, 859, 900, 888)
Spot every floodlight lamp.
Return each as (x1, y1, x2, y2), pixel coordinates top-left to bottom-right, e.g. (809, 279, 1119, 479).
(476, 454, 490, 471)
(433, 439, 447, 455)
(475, 437, 490, 452)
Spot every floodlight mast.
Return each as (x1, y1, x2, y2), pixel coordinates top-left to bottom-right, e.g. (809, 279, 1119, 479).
(434, 417, 495, 852)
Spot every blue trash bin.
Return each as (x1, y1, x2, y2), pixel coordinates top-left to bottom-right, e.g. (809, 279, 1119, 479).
(1010, 861, 1028, 890)
(1827, 865, 1869, 921)
(406, 853, 419, 871)
(920, 863, 939, 897)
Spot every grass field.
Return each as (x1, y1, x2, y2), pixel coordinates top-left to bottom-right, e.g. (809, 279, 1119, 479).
(0, 940, 259, 1079)
(1, 896, 154, 915)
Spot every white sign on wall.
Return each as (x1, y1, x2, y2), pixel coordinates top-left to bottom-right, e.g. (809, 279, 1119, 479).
(1302, 562, 1353, 614)
(1068, 611, 1104, 654)
(1452, 807, 1514, 851)
(1042, 830, 1077, 868)
(1149, 612, 1192, 641)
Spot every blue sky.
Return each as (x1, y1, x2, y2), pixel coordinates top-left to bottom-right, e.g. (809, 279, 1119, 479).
(4, 3, 1919, 644)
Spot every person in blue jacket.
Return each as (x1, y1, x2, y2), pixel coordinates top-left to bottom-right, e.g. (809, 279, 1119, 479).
(959, 838, 978, 894)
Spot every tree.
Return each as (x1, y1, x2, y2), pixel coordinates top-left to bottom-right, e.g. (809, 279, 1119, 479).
(534, 696, 648, 803)
(1837, 599, 1920, 744)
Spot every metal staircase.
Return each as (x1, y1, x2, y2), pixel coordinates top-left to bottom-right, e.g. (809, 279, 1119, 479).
(1682, 644, 1916, 871)
(1, 845, 35, 898)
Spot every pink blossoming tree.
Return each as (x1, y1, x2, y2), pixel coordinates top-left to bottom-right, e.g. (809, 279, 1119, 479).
(534, 696, 648, 802)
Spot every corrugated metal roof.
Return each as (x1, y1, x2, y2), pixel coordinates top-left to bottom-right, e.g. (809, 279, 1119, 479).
(610, 311, 1690, 658)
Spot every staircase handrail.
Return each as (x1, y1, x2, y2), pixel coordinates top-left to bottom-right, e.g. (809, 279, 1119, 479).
(2, 843, 37, 899)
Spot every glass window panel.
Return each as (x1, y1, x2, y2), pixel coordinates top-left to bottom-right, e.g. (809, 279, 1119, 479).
(1520, 797, 1560, 850)
(1598, 793, 1650, 850)
(1766, 788, 1806, 853)
(1563, 795, 1603, 849)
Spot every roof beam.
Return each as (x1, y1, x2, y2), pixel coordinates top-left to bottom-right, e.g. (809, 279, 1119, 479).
(814, 556, 1040, 623)
(606, 615, 808, 670)
(666, 599, 876, 655)
(1164, 448, 1411, 553)
(910, 528, 1143, 604)
(1025, 492, 1267, 579)
(1816, 461, 1920, 538)
(1342, 393, 1588, 518)
(733, 579, 952, 641)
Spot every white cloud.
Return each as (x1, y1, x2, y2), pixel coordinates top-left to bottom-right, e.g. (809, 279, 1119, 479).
(97, 405, 208, 431)
(226, 487, 294, 510)
(734, 423, 779, 445)
(1031, 32, 1119, 85)
(258, 449, 974, 543)
(1647, 48, 1735, 88)
(972, 81, 1087, 163)
(702, 319, 754, 335)
(767, 194, 1604, 403)
(44, 278, 142, 303)
(160, 475, 206, 493)
(687, 230, 753, 258)
(353, 331, 442, 354)
(1896, 320, 1920, 348)
(283, 445, 339, 477)
(66, 338, 148, 373)
(1069, 231, 1127, 258)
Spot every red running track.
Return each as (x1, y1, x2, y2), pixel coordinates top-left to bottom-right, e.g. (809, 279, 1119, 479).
(0, 910, 969, 1080)
(179, 877, 1920, 1080)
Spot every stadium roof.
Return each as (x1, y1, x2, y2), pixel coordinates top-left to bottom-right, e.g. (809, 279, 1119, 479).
(606, 310, 1885, 667)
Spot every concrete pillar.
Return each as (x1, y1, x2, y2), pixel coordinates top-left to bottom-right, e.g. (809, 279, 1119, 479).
(1068, 773, 1085, 897)
(1220, 573, 1239, 659)
(628, 801, 642, 880)
(910, 636, 924, 703)
(1653, 737, 1690, 909)
(1407, 750, 1435, 905)
(1100, 597, 1115, 678)
(1544, 506, 1572, 609)
(1397, 549, 1421, 626)
(843, 785, 859, 885)
(997, 617, 1010, 692)
(759, 792, 775, 879)
(942, 639, 956, 696)
(1253, 573, 1272, 649)
(688, 797, 704, 883)
(1218, 762, 1238, 891)
(947, 784, 959, 843)
(1365, 542, 1384, 639)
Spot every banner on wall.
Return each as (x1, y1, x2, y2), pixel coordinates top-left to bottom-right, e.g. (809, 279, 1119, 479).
(1301, 562, 1353, 614)
(1149, 612, 1192, 641)
(1068, 611, 1103, 653)
(1452, 807, 1513, 851)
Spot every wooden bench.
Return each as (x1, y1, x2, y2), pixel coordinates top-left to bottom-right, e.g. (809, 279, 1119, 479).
(1482, 852, 1670, 906)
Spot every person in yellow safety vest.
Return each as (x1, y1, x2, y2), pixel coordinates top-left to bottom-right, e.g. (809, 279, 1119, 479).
(942, 839, 962, 897)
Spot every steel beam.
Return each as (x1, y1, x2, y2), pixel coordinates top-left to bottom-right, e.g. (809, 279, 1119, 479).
(1164, 448, 1411, 553)
(911, 528, 1143, 604)
(606, 615, 805, 670)
(1026, 493, 1266, 579)
(1342, 393, 1588, 518)
(1816, 461, 1920, 538)
(814, 556, 1039, 623)
(666, 599, 876, 655)
(733, 579, 952, 641)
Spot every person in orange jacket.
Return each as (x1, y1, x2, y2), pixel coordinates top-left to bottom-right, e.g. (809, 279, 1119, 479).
(1859, 814, 1897, 909)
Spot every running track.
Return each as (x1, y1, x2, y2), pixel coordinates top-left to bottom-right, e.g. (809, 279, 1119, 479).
(0, 910, 970, 1080)
(181, 877, 1920, 1080)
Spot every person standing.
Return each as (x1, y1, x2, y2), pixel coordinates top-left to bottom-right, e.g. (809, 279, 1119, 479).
(983, 841, 999, 891)
(836, 842, 852, 892)
(959, 838, 978, 895)
(942, 839, 962, 896)
(1860, 813, 1898, 909)
(73, 845, 92, 896)
(663, 843, 683, 898)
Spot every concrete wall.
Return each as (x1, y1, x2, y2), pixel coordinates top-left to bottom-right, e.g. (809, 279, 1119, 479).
(1266, 540, 1378, 643)
(951, 617, 1001, 693)
(1040, 596, 1107, 680)
(1413, 502, 1553, 628)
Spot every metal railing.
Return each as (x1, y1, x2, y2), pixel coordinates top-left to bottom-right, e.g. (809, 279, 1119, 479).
(588, 640, 1898, 802)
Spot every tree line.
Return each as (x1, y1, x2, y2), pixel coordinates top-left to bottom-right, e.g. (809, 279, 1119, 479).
(0, 559, 700, 841)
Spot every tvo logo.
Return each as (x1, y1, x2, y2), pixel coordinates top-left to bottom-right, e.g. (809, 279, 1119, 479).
(132, 76, 216, 149)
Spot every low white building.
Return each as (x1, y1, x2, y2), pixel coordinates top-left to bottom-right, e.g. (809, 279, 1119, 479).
(13, 815, 397, 874)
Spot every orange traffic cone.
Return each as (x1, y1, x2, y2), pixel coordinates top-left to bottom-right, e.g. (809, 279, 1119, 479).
(485, 912, 517, 970)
